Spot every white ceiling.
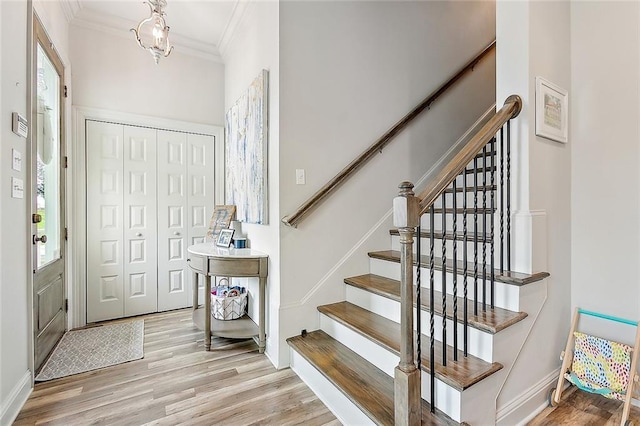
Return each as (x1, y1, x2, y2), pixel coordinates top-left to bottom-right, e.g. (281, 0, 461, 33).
(62, 0, 245, 61)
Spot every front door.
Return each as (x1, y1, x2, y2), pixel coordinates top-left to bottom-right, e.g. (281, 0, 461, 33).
(32, 16, 66, 372)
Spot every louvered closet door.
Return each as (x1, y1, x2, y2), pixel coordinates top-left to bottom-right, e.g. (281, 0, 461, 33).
(157, 130, 189, 310)
(188, 134, 215, 304)
(123, 125, 158, 316)
(87, 121, 124, 322)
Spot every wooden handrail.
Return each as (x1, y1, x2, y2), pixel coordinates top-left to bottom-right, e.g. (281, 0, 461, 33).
(282, 40, 497, 228)
(417, 95, 522, 214)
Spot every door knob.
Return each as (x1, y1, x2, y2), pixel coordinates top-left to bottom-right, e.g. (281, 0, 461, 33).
(33, 234, 47, 244)
(136, 232, 143, 237)
(173, 231, 181, 236)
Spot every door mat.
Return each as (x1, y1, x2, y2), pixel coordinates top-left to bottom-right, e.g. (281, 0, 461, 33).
(36, 319, 144, 382)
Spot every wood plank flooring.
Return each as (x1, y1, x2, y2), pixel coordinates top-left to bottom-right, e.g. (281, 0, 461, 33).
(528, 386, 640, 426)
(14, 309, 338, 426)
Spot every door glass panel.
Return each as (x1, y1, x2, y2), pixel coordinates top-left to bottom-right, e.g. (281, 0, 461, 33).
(36, 44, 61, 269)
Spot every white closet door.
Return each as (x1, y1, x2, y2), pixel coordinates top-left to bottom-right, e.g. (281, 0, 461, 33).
(123, 125, 158, 316)
(188, 134, 215, 304)
(157, 130, 189, 310)
(87, 121, 124, 322)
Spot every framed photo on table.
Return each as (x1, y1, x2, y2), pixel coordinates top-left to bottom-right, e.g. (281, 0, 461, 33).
(535, 77, 568, 143)
(216, 229, 235, 248)
(206, 205, 236, 242)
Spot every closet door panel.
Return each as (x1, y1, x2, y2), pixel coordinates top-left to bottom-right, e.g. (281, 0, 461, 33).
(86, 121, 124, 322)
(123, 125, 158, 316)
(157, 130, 189, 310)
(188, 134, 215, 305)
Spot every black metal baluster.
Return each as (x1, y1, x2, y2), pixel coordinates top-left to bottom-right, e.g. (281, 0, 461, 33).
(463, 159, 468, 357)
(507, 120, 512, 271)
(473, 158, 479, 316)
(441, 193, 447, 366)
(416, 225, 421, 371)
(490, 138, 496, 309)
(482, 145, 488, 312)
(452, 180, 458, 361)
(429, 206, 435, 414)
(500, 127, 504, 273)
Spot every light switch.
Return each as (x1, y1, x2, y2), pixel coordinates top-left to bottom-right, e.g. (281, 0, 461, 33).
(11, 177, 23, 199)
(295, 169, 305, 185)
(12, 149, 22, 171)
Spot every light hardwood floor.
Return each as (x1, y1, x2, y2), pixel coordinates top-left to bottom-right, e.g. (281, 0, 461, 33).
(15, 309, 338, 426)
(528, 385, 640, 426)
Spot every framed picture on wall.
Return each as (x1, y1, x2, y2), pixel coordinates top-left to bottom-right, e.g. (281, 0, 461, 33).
(535, 77, 568, 143)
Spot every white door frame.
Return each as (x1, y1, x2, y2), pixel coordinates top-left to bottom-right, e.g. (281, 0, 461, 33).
(71, 106, 224, 328)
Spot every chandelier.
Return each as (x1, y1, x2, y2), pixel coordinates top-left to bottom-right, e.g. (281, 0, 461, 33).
(131, 0, 174, 64)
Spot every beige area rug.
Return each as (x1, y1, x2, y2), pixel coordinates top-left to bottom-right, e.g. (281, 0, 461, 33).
(35, 319, 144, 382)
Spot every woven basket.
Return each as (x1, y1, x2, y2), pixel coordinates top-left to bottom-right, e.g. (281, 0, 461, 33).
(211, 291, 248, 321)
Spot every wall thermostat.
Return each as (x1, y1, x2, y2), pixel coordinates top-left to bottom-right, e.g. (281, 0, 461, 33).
(12, 112, 28, 138)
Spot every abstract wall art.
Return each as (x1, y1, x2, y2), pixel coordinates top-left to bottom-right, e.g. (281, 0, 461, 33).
(225, 69, 269, 224)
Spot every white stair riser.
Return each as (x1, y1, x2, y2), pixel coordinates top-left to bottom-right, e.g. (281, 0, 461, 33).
(290, 349, 375, 426)
(319, 313, 463, 422)
(369, 258, 521, 311)
(346, 285, 495, 362)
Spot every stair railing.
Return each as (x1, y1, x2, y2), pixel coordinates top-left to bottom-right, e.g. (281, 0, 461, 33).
(282, 40, 496, 228)
(393, 95, 522, 420)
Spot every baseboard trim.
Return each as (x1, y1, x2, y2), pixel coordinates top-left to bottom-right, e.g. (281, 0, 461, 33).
(0, 371, 32, 425)
(496, 368, 559, 425)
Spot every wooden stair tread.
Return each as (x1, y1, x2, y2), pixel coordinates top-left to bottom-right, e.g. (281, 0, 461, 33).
(390, 228, 489, 242)
(345, 274, 527, 333)
(287, 330, 457, 425)
(318, 302, 502, 391)
(369, 250, 549, 286)
(444, 185, 496, 194)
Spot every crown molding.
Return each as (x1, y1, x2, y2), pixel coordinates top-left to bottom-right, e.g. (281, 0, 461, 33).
(59, 0, 82, 23)
(70, 4, 223, 63)
(217, 0, 252, 59)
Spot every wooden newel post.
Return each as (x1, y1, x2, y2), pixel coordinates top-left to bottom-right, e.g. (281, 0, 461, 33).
(393, 181, 421, 425)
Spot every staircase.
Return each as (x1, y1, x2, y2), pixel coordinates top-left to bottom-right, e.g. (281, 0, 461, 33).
(286, 98, 549, 425)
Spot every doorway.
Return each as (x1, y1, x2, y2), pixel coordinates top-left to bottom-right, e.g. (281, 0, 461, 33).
(32, 15, 66, 372)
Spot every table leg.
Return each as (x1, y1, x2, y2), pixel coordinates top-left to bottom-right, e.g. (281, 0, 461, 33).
(259, 276, 266, 354)
(192, 270, 199, 311)
(204, 274, 212, 351)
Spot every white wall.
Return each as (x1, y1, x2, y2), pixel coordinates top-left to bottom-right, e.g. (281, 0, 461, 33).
(571, 2, 640, 344)
(1, 1, 72, 423)
(222, 1, 281, 365)
(70, 25, 224, 126)
(496, 1, 572, 423)
(1, 1, 32, 422)
(278, 1, 496, 368)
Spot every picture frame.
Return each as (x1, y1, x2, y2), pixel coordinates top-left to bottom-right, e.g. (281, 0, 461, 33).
(216, 228, 235, 248)
(225, 69, 269, 224)
(206, 205, 236, 242)
(535, 77, 568, 143)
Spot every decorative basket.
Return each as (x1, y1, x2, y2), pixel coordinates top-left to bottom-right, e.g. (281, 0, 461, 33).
(211, 285, 247, 321)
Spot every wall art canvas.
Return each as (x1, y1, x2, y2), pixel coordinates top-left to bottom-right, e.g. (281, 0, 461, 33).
(535, 76, 568, 143)
(225, 69, 269, 224)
